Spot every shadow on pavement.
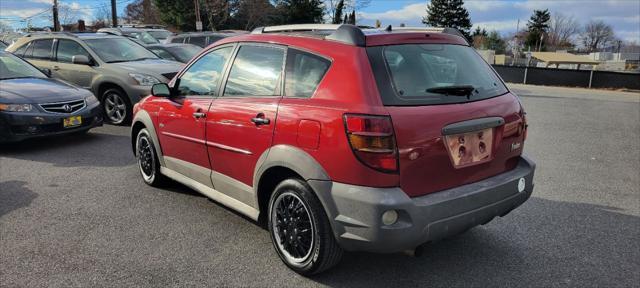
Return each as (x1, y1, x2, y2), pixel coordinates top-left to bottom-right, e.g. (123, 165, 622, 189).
(0, 129, 134, 168)
(0, 180, 38, 218)
(309, 197, 640, 287)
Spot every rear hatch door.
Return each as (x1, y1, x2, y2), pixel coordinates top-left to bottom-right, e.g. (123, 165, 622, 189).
(367, 43, 526, 197)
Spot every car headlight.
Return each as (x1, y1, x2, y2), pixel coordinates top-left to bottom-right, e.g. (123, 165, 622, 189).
(129, 73, 161, 86)
(0, 104, 33, 112)
(85, 94, 100, 105)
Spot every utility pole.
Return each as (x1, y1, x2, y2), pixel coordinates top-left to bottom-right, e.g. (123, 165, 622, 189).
(52, 0, 60, 31)
(111, 0, 118, 27)
(194, 0, 202, 31)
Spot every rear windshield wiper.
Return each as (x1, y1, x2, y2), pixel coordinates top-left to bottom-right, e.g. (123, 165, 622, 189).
(426, 85, 476, 98)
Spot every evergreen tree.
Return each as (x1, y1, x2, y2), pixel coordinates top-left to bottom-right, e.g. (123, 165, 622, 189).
(525, 9, 551, 51)
(275, 0, 324, 24)
(153, 0, 197, 31)
(485, 30, 506, 53)
(422, 0, 472, 41)
(348, 10, 356, 25)
(332, 0, 345, 24)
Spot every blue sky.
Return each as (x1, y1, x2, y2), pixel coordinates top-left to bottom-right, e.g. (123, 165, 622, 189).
(1, 0, 639, 42)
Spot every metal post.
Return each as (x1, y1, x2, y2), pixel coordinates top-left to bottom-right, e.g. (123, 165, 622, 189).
(194, 0, 202, 31)
(523, 67, 528, 84)
(111, 0, 118, 27)
(52, 0, 60, 31)
(588, 69, 594, 89)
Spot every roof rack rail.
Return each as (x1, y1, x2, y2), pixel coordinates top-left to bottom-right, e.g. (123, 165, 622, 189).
(252, 24, 366, 46)
(24, 31, 78, 38)
(251, 24, 468, 47)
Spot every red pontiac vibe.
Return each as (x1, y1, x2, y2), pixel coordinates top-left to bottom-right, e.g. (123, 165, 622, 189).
(130, 24, 536, 275)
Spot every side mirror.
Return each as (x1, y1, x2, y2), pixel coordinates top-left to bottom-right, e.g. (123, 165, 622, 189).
(41, 68, 52, 77)
(151, 83, 172, 97)
(72, 55, 91, 65)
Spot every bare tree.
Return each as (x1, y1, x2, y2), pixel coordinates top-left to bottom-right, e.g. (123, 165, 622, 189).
(0, 21, 12, 32)
(93, 4, 112, 29)
(581, 20, 615, 52)
(125, 0, 160, 24)
(547, 12, 580, 50)
(325, 0, 370, 23)
(56, 4, 80, 26)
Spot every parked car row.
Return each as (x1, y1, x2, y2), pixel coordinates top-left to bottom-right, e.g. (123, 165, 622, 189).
(5, 32, 182, 125)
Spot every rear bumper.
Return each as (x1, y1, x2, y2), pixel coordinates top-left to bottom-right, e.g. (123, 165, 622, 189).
(309, 155, 536, 253)
(0, 102, 103, 143)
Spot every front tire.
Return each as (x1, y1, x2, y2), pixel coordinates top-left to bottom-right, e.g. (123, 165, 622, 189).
(102, 87, 132, 125)
(136, 128, 167, 187)
(268, 179, 343, 275)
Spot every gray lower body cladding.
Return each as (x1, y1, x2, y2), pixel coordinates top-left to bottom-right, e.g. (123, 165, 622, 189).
(309, 156, 536, 253)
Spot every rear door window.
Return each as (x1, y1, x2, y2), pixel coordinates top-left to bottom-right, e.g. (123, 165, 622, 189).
(367, 44, 508, 106)
(30, 39, 54, 60)
(285, 49, 330, 98)
(223, 45, 285, 97)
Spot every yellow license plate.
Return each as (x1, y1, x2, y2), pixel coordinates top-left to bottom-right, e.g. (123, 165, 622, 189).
(63, 116, 82, 128)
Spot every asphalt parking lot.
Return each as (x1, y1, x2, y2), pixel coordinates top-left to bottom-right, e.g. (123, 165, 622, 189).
(1, 84, 639, 287)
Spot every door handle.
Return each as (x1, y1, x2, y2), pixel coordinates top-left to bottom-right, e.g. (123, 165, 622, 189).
(193, 112, 206, 119)
(52, 66, 60, 71)
(251, 113, 270, 125)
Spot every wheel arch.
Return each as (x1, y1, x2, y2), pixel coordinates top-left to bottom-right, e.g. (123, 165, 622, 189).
(253, 145, 330, 226)
(131, 110, 165, 167)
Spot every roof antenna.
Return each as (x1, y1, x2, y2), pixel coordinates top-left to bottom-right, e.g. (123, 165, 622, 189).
(385, 25, 392, 32)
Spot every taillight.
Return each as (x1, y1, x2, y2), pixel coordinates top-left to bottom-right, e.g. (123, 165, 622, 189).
(343, 114, 398, 172)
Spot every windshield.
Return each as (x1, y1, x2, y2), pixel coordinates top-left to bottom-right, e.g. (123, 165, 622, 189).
(166, 45, 201, 62)
(0, 52, 46, 80)
(367, 44, 508, 105)
(148, 30, 172, 40)
(127, 31, 159, 44)
(85, 38, 159, 63)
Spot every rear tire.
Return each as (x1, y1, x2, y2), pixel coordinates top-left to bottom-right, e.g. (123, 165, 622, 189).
(136, 128, 167, 187)
(268, 178, 343, 275)
(102, 87, 132, 125)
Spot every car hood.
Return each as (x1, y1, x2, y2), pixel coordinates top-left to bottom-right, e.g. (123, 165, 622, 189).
(110, 59, 183, 79)
(0, 77, 91, 104)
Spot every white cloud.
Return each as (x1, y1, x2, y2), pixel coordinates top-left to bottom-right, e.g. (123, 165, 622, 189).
(359, 3, 426, 24)
(473, 20, 520, 32)
(359, 0, 639, 42)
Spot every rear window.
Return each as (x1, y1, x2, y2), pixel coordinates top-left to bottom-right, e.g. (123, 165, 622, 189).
(189, 36, 207, 47)
(30, 39, 54, 60)
(367, 44, 508, 106)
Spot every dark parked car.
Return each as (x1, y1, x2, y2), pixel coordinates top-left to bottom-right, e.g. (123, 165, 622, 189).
(164, 31, 242, 48)
(97, 27, 160, 45)
(146, 43, 202, 63)
(0, 51, 102, 142)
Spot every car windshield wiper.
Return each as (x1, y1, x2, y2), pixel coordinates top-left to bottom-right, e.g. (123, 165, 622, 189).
(426, 85, 477, 98)
(0, 76, 36, 80)
(132, 57, 158, 61)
